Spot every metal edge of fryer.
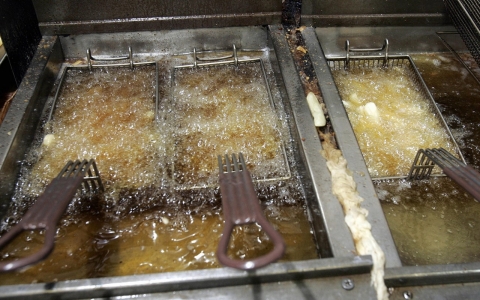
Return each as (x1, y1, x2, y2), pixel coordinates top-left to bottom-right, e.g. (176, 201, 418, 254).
(0, 26, 377, 299)
(309, 25, 480, 295)
(0, 36, 63, 217)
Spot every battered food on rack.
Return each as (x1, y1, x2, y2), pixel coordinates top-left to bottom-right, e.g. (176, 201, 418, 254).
(306, 92, 326, 127)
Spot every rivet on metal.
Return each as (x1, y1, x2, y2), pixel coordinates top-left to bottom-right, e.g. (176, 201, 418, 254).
(341, 278, 355, 290)
(403, 291, 413, 299)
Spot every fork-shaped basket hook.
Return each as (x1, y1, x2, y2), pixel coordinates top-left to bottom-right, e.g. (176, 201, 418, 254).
(0, 159, 103, 272)
(217, 153, 285, 270)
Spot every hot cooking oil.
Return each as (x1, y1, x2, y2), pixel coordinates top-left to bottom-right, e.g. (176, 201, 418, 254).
(32, 65, 162, 193)
(376, 53, 480, 266)
(170, 63, 288, 187)
(0, 52, 318, 283)
(0, 205, 315, 284)
(331, 65, 457, 178)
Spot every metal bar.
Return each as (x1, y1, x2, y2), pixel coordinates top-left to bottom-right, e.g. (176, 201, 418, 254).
(155, 62, 159, 122)
(0, 256, 373, 299)
(174, 57, 260, 69)
(270, 26, 357, 259)
(304, 27, 402, 268)
(47, 65, 68, 122)
(259, 59, 276, 109)
(195, 45, 237, 62)
(76, 61, 156, 69)
(87, 47, 130, 61)
(385, 262, 480, 287)
(457, 0, 480, 35)
(345, 39, 389, 69)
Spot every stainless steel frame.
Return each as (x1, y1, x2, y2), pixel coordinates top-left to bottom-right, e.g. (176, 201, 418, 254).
(305, 25, 480, 299)
(1, 0, 480, 297)
(0, 26, 377, 299)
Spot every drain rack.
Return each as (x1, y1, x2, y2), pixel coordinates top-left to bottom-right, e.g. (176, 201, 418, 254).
(169, 45, 292, 190)
(327, 39, 465, 180)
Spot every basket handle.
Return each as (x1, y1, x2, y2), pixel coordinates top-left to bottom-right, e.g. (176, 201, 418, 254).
(87, 46, 134, 70)
(345, 39, 389, 68)
(193, 44, 239, 68)
(0, 176, 83, 272)
(217, 154, 285, 270)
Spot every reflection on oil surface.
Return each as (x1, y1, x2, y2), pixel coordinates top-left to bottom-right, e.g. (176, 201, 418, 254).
(0, 205, 316, 285)
(0, 52, 318, 284)
(377, 53, 480, 266)
(377, 178, 480, 265)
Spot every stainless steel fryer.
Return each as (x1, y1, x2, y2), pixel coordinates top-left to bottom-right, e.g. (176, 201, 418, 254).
(0, 26, 375, 299)
(305, 25, 480, 299)
(1, 0, 480, 298)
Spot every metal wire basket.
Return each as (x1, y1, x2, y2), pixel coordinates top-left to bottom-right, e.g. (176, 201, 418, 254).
(327, 39, 465, 179)
(444, 0, 480, 67)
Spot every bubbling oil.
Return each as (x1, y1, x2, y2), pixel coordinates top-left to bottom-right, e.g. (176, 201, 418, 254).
(170, 63, 288, 187)
(378, 178, 480, 265)
(0, 205, 316, 284)
(26, 65, 163, 195)
(0, 54, 318, 284)
(332, 65, 457, 178)
(377, 53, 480, 266)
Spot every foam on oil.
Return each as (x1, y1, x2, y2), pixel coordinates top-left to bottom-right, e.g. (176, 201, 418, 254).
(0, 53, 317, 283)
(332, 65, 457, 178)
(169, 63, 288, 187)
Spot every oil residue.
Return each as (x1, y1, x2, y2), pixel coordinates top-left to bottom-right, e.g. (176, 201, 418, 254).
(0, 53, 318, 284)
(376, 53, 480, 266)
(332, 65, 457, 178)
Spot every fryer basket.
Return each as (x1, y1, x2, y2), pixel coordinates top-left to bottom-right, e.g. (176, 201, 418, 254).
(327, 40, 465, 179)
(445, 0, 480, 67)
